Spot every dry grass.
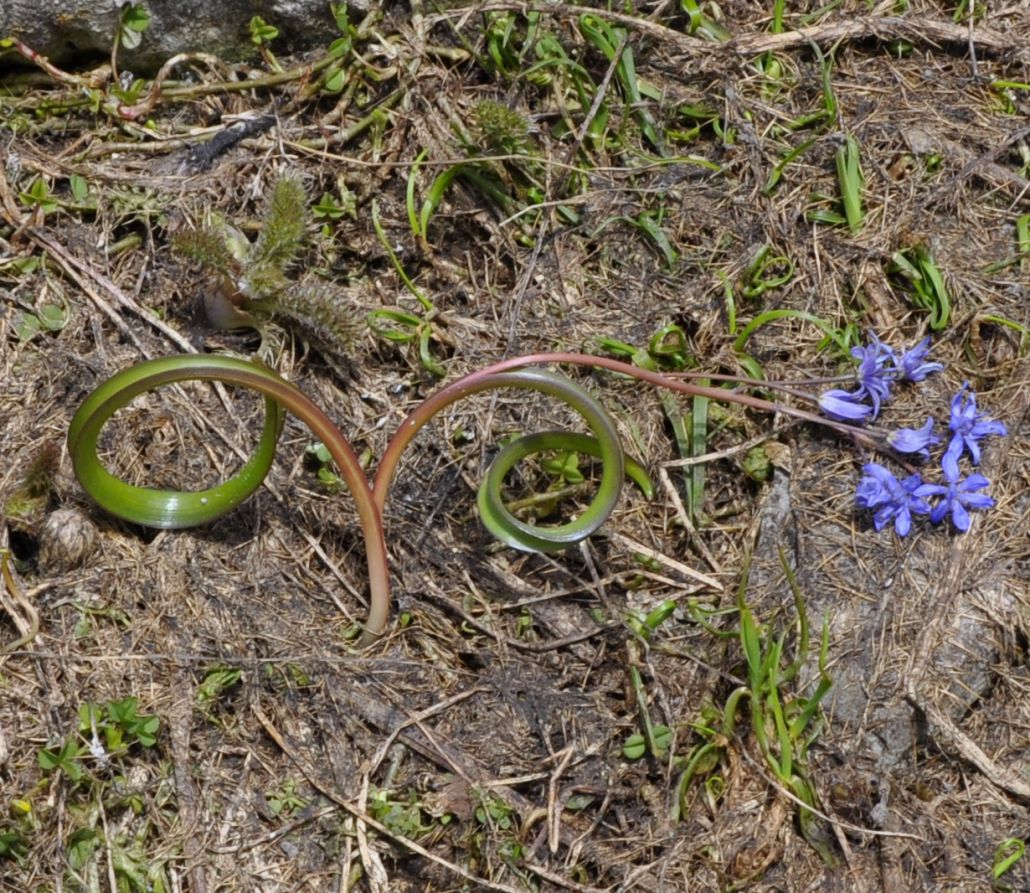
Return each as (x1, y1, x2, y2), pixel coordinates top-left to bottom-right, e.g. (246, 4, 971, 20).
(1, 3, 1029, 891)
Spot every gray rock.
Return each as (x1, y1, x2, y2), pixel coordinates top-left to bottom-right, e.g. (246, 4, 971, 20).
(1, 1, 347, 72)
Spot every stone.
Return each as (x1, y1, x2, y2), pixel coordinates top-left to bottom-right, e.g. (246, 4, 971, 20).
(1, 1, 346, 73)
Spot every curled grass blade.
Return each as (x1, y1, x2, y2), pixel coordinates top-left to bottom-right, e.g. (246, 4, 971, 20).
(733, 308, 851, 354)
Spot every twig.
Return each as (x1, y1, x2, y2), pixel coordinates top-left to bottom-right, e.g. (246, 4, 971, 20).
(904, 693, 1030, 802)
(661, 425, 791, 469)
(0, 548, 40, 655)
(607, 531, 723, 591)
(29, 228, 197, 353)
(117, 52, 232, 121)
(729, 15, 1015, 56)
(169, 674, 209, 893)
(737, 748, 926, 841)
(657, 467, 722, 575)
(209, 806, 337, 855)
(431, 6, 1017, 58)
(547, 746, 576, 855)
(367, 688, 483, 776)
(523, 861, 607, 893)
(33, 234, 154, 357)
(424, 571, 608, 653)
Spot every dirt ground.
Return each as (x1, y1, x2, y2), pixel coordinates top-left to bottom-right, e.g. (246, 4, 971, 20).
(1, 3, 1029, 892)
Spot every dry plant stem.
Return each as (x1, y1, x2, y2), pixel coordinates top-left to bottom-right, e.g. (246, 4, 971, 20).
(432, 6, 1016, 57)
(730, 15, 1016, 56)
(169, 672, 209, 893)
(116, 52, 230, 120)
(29, 228, 197, 353)
(0, 549, 40, 654)
(3, 39, 112, 89)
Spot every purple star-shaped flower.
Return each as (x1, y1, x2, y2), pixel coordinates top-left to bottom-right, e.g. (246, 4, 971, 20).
(887, 418, 940, 462)
(942, 384, 1007, 480)
(926, 471, 995, 532)
(895, 337, 944, 382)
(855, 462, 937, 536)
(849, 337, 894, 418)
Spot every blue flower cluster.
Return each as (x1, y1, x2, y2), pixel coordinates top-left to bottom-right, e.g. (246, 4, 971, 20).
(819, 335, 1006, 535)
(818, 335, 943, 422)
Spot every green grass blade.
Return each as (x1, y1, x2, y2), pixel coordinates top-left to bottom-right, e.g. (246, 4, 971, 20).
(765, 135, 819, 194)
(1017, 212, 1029, 273)
(733, 309, 849, 354)
(406, 147, 428, 238)
(835, 135, 864, 233)
(420, 164, 463, 240)
(371, 200, 433, 311)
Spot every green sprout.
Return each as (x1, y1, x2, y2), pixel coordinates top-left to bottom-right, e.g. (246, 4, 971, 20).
(18, 177, 59, 215)
(117, 4, 151, 52)
(835, 134, 864, 233)
(624, 664, 673, 760)
(369, 787, 435, 837)
(306, 442, 344, 490)
(889, 245, 951, 330)
(196, 667, 243, 706)
(993, 838, 1025, 887)
(266, 779, 308, 818)
(38, 697, 160, 785)
(249, 16, 282, 70)
(670, 549, 834, 864)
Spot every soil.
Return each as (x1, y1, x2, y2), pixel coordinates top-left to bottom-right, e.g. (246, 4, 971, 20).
(1, 4, 1029, 892)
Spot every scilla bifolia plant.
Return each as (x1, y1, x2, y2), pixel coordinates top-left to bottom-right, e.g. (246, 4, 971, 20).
(68, 336, 1005, 644)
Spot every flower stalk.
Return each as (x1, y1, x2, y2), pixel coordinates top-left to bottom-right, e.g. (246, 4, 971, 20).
(68, 340, 1004, 642)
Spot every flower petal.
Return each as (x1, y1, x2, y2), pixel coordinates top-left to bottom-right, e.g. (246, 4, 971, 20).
(951, 499, 970, 532)
(942, 439, 963, 482)
(894, 508, 912, 536)
(819, 390, 873, 422)
(959, 473, 991, 492)
(971, 419, 1008, 439)
(897, 337, 944, 381)
(888, 419, 939, 456)
(960, 492, 995, 511)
